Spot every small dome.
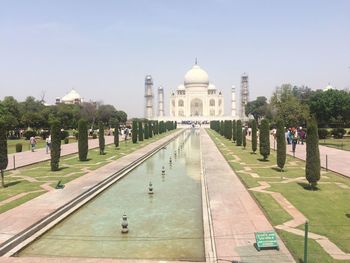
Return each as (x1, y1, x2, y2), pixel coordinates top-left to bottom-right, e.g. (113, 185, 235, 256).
(62, 89, 82, 102)
(177, 84, 185, 90)
(184, 64, 209, 86)
(323, 83, 334, 91)
(208, 83, 216, 90)
(158, 86, 164, 90)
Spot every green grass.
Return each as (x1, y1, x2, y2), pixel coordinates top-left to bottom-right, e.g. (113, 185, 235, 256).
(319, 137, 350, 151)
(0, 131, 177, 214)
(7, 138, 77, 154)
(207, 129, 350, 261)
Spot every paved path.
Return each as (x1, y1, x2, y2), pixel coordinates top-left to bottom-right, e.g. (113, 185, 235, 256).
(0, 131, 182, 253)
(201, 130, 295, 263)
(269, 136, 350, 178)
(6, 136, 117, 171)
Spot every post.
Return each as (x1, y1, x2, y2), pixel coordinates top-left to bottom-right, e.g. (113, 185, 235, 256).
(13, 155, 16, 170)
(304, 221, 309, 263)
(326, 155, 328, 172)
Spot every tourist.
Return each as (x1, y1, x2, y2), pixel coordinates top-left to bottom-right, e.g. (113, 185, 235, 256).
(291, 128, 298, 153)
(124, 127, 129, 140)
(285, 128, 290, 145)
(30, 136, 36, 152)
(298, 127, 305, 145)
(46, 135, 51, 154)
(248, 127, 252, 136)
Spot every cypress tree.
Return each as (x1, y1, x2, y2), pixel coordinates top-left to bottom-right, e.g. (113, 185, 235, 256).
(132, 120, 138, 143)
(138, 121, 144, 141)
(251, 119, 257, 153)
(236, 120, 242, 146)
(50, 120, 61, 171)
(220, 121, 224, 136)
(114, 121, 119, 148)
(174, 121, 177, 129)
(242, 128, 247, 149)
(259, 119, 270, 160)
(305, 117, 321, 189)
(98, 121, 105, 154)
(227, 120, 232, 140)
(232, 120, 237, 142)
(144, 121, 149, 139)
(0, 122, 8, 187)
(149, 122, 153, 138)
(276, 119, 286, 171)
(78, 119, 88, 161)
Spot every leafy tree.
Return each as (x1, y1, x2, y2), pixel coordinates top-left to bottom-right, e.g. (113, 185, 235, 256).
(309, 89, 350, 127)
(116, 110, 127, 124)
(114, 121, 119, 148)
(138, 121, 144, 141)
(80, 102, 97, 128)
(245, 96, 269, 121)
(232, 120, 237, 142)
(305, 117, 321, 189)
(236, 120, 242, 146)
(0, 122, 8, 187)
(98, 122, 105, 154)
(50, 120, 61, 171)
(132, 120, 138, 143)
(259, 119, 270, 160)
(276, 119, 286, 171)
(78, 119, 88, 161)
(251, 119, 257, 153)
(97, 104, 117, 126)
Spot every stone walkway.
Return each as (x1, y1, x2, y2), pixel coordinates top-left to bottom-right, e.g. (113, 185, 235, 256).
(201, 130, 295, 263)
(6, 136, 117, 171)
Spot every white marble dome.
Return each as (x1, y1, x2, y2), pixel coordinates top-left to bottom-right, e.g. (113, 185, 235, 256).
(177, 84, 185, 90)
(184, 65, 209, 86)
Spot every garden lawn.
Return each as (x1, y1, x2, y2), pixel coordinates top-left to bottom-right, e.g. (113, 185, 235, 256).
(207, 129, 350, 263)
(0, 130, 176, 214)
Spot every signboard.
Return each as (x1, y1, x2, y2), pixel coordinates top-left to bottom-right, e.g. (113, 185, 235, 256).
(255, 231, 279, 251)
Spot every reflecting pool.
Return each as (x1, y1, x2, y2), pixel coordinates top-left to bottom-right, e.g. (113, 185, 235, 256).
(18, 129, 205, 261)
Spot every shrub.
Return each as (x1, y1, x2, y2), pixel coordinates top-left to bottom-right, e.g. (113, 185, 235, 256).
(259, 119, 270, 160)
(50, 120, 61, 171)
(78, 119, 88, 161)
(99, 122, 105, 154)
(92, 133, 97, 139)
(318, 128, 329, 139)
(15, 143, 23, 153)
(306, 117, 321, 189)
(276, 119, 286, 171)
(74, 132, 79, 140)
(251, 119, 257, 153)
(331, 128, 346, 139)
(40, 131, 50, 139)
(23, 130, 36, 140)
(64, 138, 69, 144)
(60, 130, 69, 140)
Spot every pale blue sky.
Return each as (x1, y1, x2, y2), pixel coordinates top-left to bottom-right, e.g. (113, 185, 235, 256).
(0, 0, 349, 117)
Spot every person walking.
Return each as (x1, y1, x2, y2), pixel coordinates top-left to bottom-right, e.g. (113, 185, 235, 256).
(124, 127, 129, 141)
(291, 128, 298, 153)
(46, 135, 51, 154)
(30, 136, 36, 152)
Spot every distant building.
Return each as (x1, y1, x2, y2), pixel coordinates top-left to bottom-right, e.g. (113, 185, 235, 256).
(56, 89, 83, 104)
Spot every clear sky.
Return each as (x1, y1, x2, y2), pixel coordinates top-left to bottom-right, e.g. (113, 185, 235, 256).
(0, 0, 349, 117)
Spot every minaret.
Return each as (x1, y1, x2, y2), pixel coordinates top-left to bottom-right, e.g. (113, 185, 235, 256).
(231, 85, 236, 117)
(158, 86, 164, 117)
(240, 73, 249, 118)
(144, 75, 154, 119)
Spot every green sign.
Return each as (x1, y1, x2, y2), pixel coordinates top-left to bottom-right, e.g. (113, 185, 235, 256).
(255, 231, 279, 251)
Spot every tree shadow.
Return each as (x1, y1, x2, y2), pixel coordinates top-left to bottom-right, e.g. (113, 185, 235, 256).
(5, 180, 21, 187)
(79, 158, 92, 162)
(257, 158, 269, 162)
(271, 167, 284, 172)
(297, 182, 320, 191)
(250, 152, 257, 155)
(345, 213, 350, 219)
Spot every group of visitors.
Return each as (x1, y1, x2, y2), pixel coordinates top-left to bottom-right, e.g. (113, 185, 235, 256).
(285, 127, 306, 153)
(29, 135, 51, 153)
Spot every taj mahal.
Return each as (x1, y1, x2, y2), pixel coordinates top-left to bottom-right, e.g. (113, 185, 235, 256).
(144, 61, 249, 121)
